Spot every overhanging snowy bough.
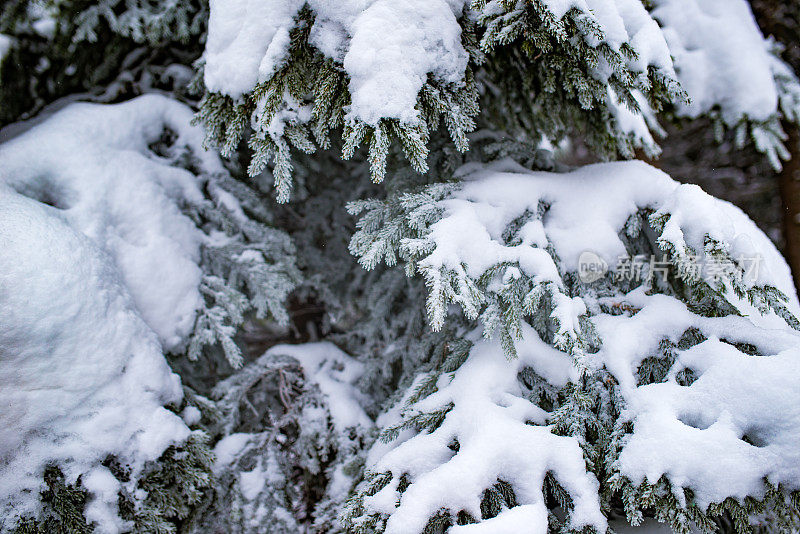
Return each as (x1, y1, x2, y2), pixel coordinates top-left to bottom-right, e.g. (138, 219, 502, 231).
(344, 160, 800, 533)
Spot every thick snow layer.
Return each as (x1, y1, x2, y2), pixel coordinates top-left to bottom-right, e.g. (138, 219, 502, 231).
(204, 0, 679, 125)
(205, 0, 470, 124)
(420, 159, 799, 317)
(363, 159, 800, 531)
(0, 94, 224, 351)
(0, 95, 225, 530)
(203, 0, 795, 135)
(203, 0, 303, 98)
(365, 326, 600, 533)
(203, 0, 681, 127)
(0, 192, 189, 530)
(651, 0, 779, 123)
(342, 0, 468, 125)
(429, 160, 673, 277)
(595, 290, 800, 506)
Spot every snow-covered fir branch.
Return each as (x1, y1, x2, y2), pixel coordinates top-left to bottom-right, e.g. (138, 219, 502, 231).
(1, 0, 800, 533)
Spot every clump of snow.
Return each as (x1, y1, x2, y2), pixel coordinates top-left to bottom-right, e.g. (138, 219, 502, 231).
(0, 94, 224, 351)
(204, 0, 470, 125)
(651, 0, 779, 123)
(0, 95, 228, 530)
(204, 0, 682, 126)
(364, 326, 602, 533)
(624, 338, 800, 506)
(203, 0, 303, 98)
(264, 342, 373, 429)
(595, 290, 800, 507)
(0, 192, 189, 529)
(341, 0, 468, 125)
(431, 160, 676, 277)
(0, 34, 12, 63)
(411, 159, 798, 329)
(181, 406, 203, 426)
(213, 433, 255, 472)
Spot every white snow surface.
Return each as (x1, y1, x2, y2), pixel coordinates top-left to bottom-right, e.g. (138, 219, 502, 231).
(202, 0, 679, 126)
(203, 0, 303, 98)
(204, 0, 470, 125)
(0, 95, 224, 530)
(651, 0, 779, 123)
(203, 0, 797, 135)
(0, 94, 224, 351)
(366, 326, 598, 534)
(366, 160, 800, 531)
(596, 290, 800, 508)
(422, 159, 799, 317)
(0, 34, 11, 63)
(0, 192, 189, 531)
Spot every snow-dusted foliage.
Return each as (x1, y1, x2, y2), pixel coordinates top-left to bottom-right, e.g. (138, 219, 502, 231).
(0, 95, 299, 363)
(197, 0, 480, 201)
(3, 0, 800, 533)
(183, 342, 372, 533)
(649, 0, 800, 169)
(197, 0, 800, 202)
(0, 0, 207, 128)
(0, 95, 298, 531)
(70, 0, 206, 44)
(344, 160, 800, 532)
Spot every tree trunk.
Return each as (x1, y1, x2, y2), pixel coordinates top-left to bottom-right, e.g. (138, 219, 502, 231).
(779, 127, 800, 291)
(750, 0, 800, 292)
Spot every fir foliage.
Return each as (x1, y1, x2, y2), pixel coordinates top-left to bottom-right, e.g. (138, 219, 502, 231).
(473, 0, 684, 159)
(13, 433, 214, 534)
(196, 7, 481, 202)
(342, 159, 800, 533)
(3, 1, 800, 533)
(0, 0, 206, 126)
(13, 467, 92, 534)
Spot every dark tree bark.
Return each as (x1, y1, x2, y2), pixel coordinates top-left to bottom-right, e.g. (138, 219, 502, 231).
(779, 128, 800, 290)
(750, 0, 800, 291)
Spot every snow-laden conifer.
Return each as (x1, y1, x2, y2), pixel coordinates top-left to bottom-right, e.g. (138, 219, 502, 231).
(344, 159, 800, 532)
(2, 0, 800, 533)
(0, 94, 297, 532)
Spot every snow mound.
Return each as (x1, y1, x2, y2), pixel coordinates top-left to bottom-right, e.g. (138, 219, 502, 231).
(0, 192, 189, 530)
(0, 94, 224, 351)
(0, 95, 225, 530)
